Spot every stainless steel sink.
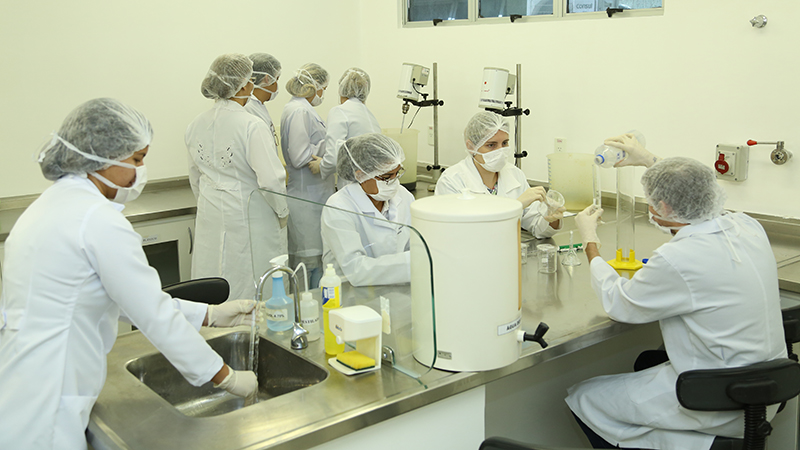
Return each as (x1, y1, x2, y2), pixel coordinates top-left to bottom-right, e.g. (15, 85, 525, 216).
(126, 331, 328, 417)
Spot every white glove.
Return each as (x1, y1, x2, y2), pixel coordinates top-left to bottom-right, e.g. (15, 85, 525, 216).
(575, 205, 604, 248)
(214, 365, 258, 398)
(308, 155, 322, 175)
(604, 134, 661, 168)
(544, 206, 567, 223)
(518, 186, 546, 209)
(207, 299, 256, 327)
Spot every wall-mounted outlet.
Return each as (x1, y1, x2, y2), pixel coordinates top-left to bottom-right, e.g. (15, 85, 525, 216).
(715, 144, 749, 182)
(428, 126, 434, 146)
(554, 137, 566, 153)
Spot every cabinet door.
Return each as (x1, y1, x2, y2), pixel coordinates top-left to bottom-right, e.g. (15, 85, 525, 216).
(132, 215, 195, 284)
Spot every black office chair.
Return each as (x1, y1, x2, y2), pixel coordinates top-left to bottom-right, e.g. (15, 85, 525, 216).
(162, 277, 230, 305)
(782, 305, 800, 362)
(481, 359, 800, 450)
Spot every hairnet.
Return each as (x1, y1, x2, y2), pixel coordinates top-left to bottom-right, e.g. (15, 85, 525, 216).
(337, 133, 405, 184)
(285, 63, 329, 98)
(201, 53, 253, 100)
(39, 98, 153, 181)
(249, 53, 281, 86)
(338, 67, 371, 102)
(464, 111, 511, 151)
(641, 157, 727, 224)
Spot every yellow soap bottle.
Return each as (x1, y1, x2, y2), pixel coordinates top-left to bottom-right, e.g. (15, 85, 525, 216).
(320, 264, 345, 355)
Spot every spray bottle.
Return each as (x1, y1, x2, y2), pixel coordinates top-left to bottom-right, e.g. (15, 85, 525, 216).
(320, 264, 344, 355)
(265, 255, 294, 332)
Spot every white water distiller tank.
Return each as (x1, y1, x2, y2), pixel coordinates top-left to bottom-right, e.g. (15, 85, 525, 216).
(411, 191, 522, 372)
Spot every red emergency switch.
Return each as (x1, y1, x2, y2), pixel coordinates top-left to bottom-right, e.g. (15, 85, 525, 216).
(715, 154, 729, 174)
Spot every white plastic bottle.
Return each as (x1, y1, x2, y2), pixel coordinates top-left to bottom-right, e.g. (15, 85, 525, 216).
(320, 264, 344, 355)
(594, 145, 626, 168)
(264, 272, 294, 332)
(300, 291, 320, 341)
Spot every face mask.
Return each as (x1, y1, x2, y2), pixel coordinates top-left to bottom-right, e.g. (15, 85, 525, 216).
(369, 178, 400, 202)
(255, 83, 279, 101)
(648, 210, 682, 235)
(474, 147, 511, 173)
(92, 165, 148, 204)
(310, 90, 324, 107)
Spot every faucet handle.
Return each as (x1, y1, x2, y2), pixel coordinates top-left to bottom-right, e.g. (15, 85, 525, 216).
(290, 323, 309, 350)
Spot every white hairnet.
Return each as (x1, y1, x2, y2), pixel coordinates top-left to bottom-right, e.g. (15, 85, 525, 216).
(201, 53, 253, 100)
(249, 53, 281, 86)
(464, 111, 511, 151)
(338, 67, 371, 102)
(285, 63, 328, 98)
(641, 157, 727, 224)
(38, 98, 152, 181)
(337, 133, 405, 184)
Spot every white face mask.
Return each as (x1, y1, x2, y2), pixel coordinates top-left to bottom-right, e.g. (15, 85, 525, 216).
(310, 90, 324, 107)
(254, 83, 278, 102)
(648, 210, 682, 235)
(474, 147, 511, 173)
(92, 164, 148, 204)
(369, 178, 400, 202)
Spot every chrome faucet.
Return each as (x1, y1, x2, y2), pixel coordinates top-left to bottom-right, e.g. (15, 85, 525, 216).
(256, 265, 308, 350)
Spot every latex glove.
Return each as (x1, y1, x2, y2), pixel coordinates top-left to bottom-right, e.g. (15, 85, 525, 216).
(308, 155, 322, 175)
(575, 205, 604, 248)
(207, 299, 256, 327)
(518, 186, 546, 209)
(604, 134, 661, 168)
(214, 365, 258, 398)
(544, 206, 567, 223)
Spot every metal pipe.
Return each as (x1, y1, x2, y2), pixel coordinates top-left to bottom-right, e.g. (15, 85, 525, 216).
(256, 265, 308, 350)
(515, 63, 523, 169)
(429, 62, 441, 191)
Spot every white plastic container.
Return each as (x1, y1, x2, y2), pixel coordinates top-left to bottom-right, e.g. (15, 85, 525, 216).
(411, 191, 522, 372)
(594, 145, 627, 168)
(478, 67, 515, 110)
(300, 291, 320, 341)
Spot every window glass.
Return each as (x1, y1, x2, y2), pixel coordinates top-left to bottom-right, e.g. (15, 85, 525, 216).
(480, 0, 553, 18)
(568, 0, 662, 13)
(408, 0, 469, 22)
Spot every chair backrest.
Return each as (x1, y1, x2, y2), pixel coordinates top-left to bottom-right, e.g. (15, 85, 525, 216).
(677, 359, 800, 411)
(783, 307, 800, 361)
(162, 277, 230, 305)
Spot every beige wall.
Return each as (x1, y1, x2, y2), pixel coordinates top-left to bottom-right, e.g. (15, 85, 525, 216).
(0, 0, 360, 198)
(358, 1, 800, 218)
(2, 1, 798, 218)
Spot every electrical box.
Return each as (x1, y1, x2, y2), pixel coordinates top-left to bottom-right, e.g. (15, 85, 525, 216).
(714, 144, 749, 182)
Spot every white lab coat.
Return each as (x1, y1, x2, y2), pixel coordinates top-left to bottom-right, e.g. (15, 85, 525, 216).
(280, 96, 334, 259)
(244, 95, 279, 155)
(434, 155, 559, 238)
(319, 98, 381, 189)
(0, 175, 222, 450)
(321, 183, 414, 287)
(566, 213, 786, 450)
(186, 100, 288, 300)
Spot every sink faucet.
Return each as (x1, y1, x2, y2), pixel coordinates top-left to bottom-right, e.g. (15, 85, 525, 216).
(256, 265, 308, 350)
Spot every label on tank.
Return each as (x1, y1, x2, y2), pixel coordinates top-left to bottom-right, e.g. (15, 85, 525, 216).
(497, 316, 522, 336)
(437, 350, 453, 360)
(266, 308, 288, 321)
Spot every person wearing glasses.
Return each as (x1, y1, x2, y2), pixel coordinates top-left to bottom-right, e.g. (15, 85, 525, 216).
(320, 133, 413, 287)
(435, 111, 564, 238)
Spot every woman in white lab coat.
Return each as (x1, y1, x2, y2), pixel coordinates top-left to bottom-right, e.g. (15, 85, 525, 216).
(0, 99, 256, 450)
(434, 111, 564, 238)
(570, 154, 786, 450)
(244, 52, 281, 155)
(280, 63, 333, 287)
(309, 67, 381, 190)
(186, 54, 288, 300)
(321, 133, 413, 287)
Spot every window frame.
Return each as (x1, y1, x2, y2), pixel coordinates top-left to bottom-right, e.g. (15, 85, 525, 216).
(401, 0, 664, 27)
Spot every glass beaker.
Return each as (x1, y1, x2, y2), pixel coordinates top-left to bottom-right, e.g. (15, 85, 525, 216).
(537, 244, 557, 274)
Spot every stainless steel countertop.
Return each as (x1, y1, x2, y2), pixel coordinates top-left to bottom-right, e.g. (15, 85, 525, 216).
(0, 178, 197, 241)
(88, 210, 800, 450)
